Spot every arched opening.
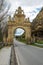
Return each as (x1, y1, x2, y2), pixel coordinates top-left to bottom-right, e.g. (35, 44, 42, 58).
(13, 28, 26, 43)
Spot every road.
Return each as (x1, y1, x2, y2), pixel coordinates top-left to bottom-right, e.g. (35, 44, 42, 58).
(13, 39, 43, 65)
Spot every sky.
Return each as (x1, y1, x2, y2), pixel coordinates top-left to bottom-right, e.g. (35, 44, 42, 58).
(15, 28, 24, 36)
(8, 0, 43, 22)
(7, 0, 43, 35)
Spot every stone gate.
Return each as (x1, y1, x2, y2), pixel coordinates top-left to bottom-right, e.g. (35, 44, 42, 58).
(4, 7, 31, 44)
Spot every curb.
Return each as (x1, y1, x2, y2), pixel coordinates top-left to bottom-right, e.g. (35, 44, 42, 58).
(10, 45, 18, 65)
(35, 43, 43, 46)
(14, 48, 20, 65)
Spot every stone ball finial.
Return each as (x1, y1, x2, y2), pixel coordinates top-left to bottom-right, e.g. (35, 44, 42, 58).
(18, 6, 22, 14)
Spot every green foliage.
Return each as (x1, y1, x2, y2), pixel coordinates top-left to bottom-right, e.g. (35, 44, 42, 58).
(16, 36, 26, 43)
(18, 38, 26, 43)
(37, 40, 43, 44)
(31, 43, 43, 48)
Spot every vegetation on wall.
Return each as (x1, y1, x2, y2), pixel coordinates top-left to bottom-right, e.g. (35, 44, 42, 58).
(32, 7, 43, 30)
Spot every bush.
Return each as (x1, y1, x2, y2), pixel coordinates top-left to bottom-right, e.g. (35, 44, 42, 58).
(37, 41, 43, 44)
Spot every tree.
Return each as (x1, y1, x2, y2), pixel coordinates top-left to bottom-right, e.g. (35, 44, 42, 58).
(0, 0, 10, 22)
(0, 0, 10, 42)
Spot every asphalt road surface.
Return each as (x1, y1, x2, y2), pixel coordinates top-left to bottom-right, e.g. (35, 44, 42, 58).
(13, 39, 43, 65)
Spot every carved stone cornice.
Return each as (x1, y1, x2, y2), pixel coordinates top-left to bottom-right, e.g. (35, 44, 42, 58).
(8, 22, 31, 27)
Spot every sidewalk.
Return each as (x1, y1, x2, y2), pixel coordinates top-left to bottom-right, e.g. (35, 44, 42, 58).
(0, 46, 11, 65)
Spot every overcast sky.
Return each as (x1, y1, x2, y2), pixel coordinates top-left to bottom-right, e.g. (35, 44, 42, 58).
(8, 0, 43, 22)
(15, 28, 24, 36)
(7, 0, 43, 35)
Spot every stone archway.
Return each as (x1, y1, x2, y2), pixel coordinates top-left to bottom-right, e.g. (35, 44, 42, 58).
(4, 7, 31, 44)
(7, 24, 31, 44)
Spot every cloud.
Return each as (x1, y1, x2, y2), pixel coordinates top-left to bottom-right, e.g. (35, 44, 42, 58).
(8, 0, 43, 35)
(28, 7, 41, 21)
(8, 0, 43, 7)
(8, 0, 43, 22)
(15, 28, 24, 36)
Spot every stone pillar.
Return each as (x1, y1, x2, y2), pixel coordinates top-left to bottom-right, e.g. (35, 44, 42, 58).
(7, 28, 13, 44)
(25, 28, 31, 44)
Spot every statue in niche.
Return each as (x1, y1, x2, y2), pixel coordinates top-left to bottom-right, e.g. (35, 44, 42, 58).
(15, 6, 24, 15)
